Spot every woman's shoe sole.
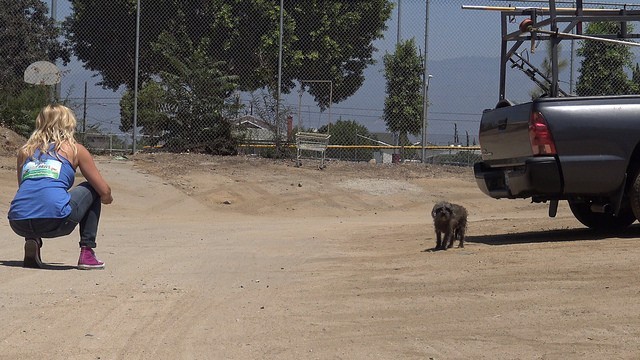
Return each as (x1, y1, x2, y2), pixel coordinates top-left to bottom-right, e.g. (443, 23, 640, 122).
(77, 264, 105, 270)
(23, 239, 43, 268)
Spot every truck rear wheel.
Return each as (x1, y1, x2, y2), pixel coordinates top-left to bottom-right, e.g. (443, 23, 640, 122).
(629, 170, 640, 221)
(568, 200, 636, 231)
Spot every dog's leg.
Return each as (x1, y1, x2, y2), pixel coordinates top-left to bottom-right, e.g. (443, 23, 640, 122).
(442, 231, 452, 250)
(447, 227, 456, 248)
(458, 227, 465, 248)
(435, 231, 442, 250)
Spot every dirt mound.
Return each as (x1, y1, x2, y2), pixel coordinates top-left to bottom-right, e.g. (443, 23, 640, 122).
(0, 127, 25, 156)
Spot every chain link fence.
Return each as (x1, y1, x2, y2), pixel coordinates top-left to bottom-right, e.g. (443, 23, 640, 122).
(3, 1, 640, 165)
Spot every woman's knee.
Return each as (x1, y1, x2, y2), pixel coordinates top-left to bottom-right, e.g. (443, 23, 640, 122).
(76, 182, 98, 195)
(70, 183, 99, 203)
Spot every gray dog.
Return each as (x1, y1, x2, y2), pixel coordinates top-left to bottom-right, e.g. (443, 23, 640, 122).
(431, 201, 468, 250)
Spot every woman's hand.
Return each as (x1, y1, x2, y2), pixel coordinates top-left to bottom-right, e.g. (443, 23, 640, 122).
(101, 194, 113, 205)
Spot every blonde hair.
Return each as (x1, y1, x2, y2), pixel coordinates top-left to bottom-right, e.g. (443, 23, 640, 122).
(20, 104, 78, 159)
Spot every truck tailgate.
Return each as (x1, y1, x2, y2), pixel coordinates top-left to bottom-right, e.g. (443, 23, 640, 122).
(479, 102, 533, 166)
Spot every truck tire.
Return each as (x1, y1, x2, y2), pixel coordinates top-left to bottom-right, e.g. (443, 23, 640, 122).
(568, 200, 636, 231)
(629, 170, 640, 221)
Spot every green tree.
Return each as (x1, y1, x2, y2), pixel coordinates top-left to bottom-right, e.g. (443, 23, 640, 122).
(318, 119, 375, 161)
(0, 87, 49, 137)
(383, 38, 424, 150)
(631, 63, 640, 93)
(576, 21, 636, 96)
(1, 0, 70, 96)
(119, 81, 169, 147)
(64, 0, 393, 108)
(0, 0, 71, 134)
(119, 25, 240, 154)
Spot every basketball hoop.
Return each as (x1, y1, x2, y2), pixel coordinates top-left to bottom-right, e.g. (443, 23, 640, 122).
(24, 61, 61, 86)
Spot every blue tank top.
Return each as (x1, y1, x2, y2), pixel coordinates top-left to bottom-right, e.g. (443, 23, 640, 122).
(8, 148, 76, 220)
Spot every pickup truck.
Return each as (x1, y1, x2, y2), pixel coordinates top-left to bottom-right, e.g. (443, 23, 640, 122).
(474, 96, 640, 231)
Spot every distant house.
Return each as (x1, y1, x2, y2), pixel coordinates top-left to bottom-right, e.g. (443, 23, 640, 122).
(370, 132, 397, 147)
(369, 132, 397, 164)
(84, 133, 111, 150)
(82, 133, 128, 153)
(236, 115, 277, 141)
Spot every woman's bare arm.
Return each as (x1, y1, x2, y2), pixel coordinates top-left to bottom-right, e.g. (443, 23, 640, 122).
(15, 150, 26, 186)
(76, 144, 113, 204)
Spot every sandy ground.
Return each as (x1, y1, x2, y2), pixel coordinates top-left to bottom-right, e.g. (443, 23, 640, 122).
(1, 153, 640, 359)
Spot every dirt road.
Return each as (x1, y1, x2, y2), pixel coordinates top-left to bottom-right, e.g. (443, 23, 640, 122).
(1, 153, 639, 359)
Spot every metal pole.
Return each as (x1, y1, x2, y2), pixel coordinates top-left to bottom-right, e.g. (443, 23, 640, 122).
(397, 0, 401, 44)
(329, 81, 332, 125)
(82, 81, 87, 140)
(51, 0, 61, 102)
(570, 1, 575, 94)
(132, 0, 141, 153)
(421, 0, 430, 163)
(276, 0, 284, 145)
(297, 86, 303, 131)
(462, 5, 613, 12)
(531, 27, 640, 47)
(549, 0, 559, 97)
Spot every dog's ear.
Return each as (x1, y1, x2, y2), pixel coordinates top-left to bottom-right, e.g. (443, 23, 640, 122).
(432, 204, 450, 218)
(431, 203, 441, 218)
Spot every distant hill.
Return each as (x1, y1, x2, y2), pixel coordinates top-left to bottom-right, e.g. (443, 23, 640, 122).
(286, 50, 576, 145)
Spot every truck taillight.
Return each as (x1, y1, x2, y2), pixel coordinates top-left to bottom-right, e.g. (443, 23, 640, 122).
(529, 111, 557, 155)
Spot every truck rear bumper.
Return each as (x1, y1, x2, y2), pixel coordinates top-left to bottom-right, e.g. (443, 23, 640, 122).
(474, 157, 562, 198)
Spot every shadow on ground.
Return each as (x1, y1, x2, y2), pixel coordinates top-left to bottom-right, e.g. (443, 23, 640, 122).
(0, 260, 76, 270)
(468, 224, 640, 246)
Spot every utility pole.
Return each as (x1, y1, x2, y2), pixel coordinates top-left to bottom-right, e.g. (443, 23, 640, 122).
(276, 0, 284, 152)
(82, 81, 87, 142)
(421, 0, 431, 163)
(132, 0, 141, 153)
(397, 0, 401, 43)
(51, 0, 61, 102)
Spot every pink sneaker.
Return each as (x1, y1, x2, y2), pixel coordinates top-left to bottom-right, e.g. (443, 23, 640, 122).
(23, 238, 43, 268)
(77, 247, 105, 270)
